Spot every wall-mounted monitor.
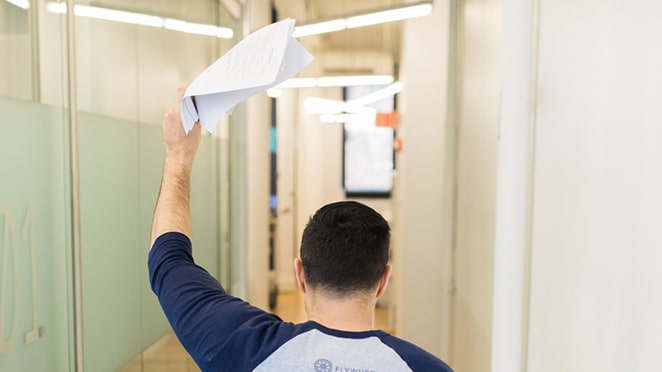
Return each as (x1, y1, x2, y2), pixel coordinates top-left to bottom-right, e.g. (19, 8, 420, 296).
(343, 85, 396, 198)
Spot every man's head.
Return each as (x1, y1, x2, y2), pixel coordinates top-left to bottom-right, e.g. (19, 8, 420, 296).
(298, 201, 391, 297)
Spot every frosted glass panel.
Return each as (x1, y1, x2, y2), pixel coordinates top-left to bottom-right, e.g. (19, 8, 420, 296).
(0, 97, 72, 372)
(78, 112, 222, 371)
(1, 0, 239, 370)
(73, 0, 238, 368)
(78, 113, 143, 371)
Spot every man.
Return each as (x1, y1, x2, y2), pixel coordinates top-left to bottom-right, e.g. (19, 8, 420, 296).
(149, 87, 453, 371)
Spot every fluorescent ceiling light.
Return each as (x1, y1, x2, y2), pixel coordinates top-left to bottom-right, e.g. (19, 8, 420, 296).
(320, 113, 376, 124)
(306, 97, 376, 115)
(45, 2, 232, 39)
(292, 19, 345, 38)
(274, 76, 396, 91)
(317, 75, 394, 87)
(5, 0, 29, 9)
(346, 105, 377, 115)
(275, 78, 317, 88)
(164, 19, 233, 38)
(75, 5, 164, 28)
(46, 2, 66, 14)
(347, 82, 404, 107)
(266, 88, 283, 98)
(306, 81, 401, 123)
(346, 3, 433, 29)
(293, 2, 433, 37)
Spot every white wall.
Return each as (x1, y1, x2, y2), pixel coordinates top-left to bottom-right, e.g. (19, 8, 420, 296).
(275, 88, 298, 292)
(526, 1, 662, 371)
(490, 0, 535, 371)
(294, 86, 345, 237)
(455, 1, 662, 371)
(451, 0, 501, 370)
(273, 85, 346, 295)
(275, 90, 395, 300)
(244, 0, 272, 309)
(394, 0, 453, 359)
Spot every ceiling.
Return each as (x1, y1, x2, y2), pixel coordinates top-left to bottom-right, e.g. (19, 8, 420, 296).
(273, 0, 417, 70)
(86, 0, 416, 76)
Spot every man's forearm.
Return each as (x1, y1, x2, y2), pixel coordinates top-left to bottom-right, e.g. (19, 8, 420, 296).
(151, 157, 194, 246)
(152, 86, 201, 247)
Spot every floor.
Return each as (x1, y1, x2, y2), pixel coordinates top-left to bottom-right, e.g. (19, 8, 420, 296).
(120, 290, 391, 371)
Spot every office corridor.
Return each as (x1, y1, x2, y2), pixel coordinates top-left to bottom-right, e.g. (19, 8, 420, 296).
(2, 0, 662, 371)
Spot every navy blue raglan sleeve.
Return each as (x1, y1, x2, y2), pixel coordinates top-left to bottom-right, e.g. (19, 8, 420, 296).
(379, 334, 454, 372)
(148, 232, 282, 370)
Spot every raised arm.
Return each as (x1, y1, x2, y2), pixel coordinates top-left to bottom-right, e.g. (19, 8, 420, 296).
(151, 86, 202, 246)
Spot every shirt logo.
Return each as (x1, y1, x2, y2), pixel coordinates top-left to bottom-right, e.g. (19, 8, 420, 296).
(314, 359, 333, 372)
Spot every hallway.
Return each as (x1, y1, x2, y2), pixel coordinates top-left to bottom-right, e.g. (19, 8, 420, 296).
(2, 0, 662, 371)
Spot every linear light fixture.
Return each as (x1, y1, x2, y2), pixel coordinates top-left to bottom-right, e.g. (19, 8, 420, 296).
(272, 75, 394, 90)
(76, 5, 164, 27)
(164, 19, 233, 38)
(293, 1, 432, 38)
(347, 82, 404, 107)
(292, 19, 345, 38)
(346, 3, 432, 29)
(275, 78, 317, 88)
(5, 0, 29, 9)
(304, 80, 402, 125)
(305, 97, 377, 116)
(320, 113, 377, 124)
(266, 88, 283, 98)
(45, 2, 233, 39)
(317, 75, 393, 87)
(273, 75, 395, 90)
(45, 2, 66, 14)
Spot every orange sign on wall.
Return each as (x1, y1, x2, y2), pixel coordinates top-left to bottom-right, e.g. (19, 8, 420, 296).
(376, 112, 398, 128)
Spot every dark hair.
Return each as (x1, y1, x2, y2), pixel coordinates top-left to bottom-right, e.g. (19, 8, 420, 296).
(300, 201, 390, 295)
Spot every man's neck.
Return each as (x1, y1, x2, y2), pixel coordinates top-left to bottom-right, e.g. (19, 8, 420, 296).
(305, 291, 376, 332)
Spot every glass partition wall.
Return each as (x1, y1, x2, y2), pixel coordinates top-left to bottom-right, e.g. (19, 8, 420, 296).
(1, 1, 239, 371)
(1, 0, 73, 371)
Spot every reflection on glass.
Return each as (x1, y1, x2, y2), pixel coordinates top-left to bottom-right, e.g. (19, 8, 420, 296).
(0, 1, 31, 100)
(74, 1, 239, 371)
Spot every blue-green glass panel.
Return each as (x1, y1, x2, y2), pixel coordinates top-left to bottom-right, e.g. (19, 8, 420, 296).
(191, 134, 220, 278)
(137, 123, 170, 350)
(79, 113, 222, 371)
(79, 113, 143, 371)
(0, 97, 72, 372)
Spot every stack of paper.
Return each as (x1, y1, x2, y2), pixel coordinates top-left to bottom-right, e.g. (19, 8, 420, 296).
(180, 18, 314, 133)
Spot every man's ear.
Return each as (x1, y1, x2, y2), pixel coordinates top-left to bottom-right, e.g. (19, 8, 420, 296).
(375, 264, 392, 299)
(294, 258, 307, 294)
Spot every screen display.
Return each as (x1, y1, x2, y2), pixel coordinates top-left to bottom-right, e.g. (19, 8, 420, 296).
(343, 85, 395, 197)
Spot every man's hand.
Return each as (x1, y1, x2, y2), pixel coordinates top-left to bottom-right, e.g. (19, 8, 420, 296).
(162, 85, 201, 166)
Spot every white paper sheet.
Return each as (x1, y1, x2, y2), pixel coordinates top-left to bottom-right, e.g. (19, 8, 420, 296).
(181, 18, 314, 133)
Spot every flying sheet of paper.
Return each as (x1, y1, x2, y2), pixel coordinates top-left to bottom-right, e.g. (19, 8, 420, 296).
(181, 18, 314, 133)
